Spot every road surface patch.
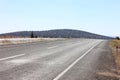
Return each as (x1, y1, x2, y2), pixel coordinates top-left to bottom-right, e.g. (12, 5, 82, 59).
(7, 59, 31, 65)
(48, 46, 58, 49)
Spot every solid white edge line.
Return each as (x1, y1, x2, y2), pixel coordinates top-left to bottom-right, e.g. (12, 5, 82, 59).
(0, 54, 25, 61)
(53, 41, 102, 80)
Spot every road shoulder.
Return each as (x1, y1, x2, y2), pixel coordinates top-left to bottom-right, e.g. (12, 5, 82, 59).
(95, 41, 119, 80)
(58, 41, 117, 80)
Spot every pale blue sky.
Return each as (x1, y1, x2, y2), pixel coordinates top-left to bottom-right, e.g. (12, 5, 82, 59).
(0, 0, 120, 36)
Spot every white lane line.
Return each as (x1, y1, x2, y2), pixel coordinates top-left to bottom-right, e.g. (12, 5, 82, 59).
(53, 41, 102, 80)
(48, 46, 58, 49)
(0, 54, 25, 61)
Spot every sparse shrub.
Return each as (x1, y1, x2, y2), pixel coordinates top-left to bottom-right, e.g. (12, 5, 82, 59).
(35, 35, 38, 38)
(116, 36, 120, 40)
(30, 32, 34, 38)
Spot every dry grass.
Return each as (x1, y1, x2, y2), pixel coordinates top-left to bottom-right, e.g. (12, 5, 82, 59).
(110, 40, 120, 48)
(110, 39, 120, 72)
(95, 40, 120, 79)
(0, 38, 63, 45)
(1, 40, 12, 44)
(97, 71, 120, 79)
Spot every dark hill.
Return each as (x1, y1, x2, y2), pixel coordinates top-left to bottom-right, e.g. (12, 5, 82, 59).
(0, 29, 112, 39)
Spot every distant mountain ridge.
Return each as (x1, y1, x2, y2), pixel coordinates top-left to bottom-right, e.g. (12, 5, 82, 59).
(0, 29, 113, 39)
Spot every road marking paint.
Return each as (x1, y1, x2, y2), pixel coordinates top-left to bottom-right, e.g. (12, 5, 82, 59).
(48, 46, 58, 49)
(53, 41, 102, 80)
(0, 54, 25, 61)
(8, 59, 31, 64)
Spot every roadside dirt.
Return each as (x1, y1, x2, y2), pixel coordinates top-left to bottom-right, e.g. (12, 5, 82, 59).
(95, 41, 120, 80)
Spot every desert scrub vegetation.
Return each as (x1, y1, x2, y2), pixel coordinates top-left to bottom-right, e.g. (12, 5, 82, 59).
(0, 38, 62, 45)
(110, 39, 120, 73)
(0, 39, 12, 45)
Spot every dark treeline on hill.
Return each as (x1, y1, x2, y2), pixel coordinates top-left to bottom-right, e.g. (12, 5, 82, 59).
(0, 29, 113, 39)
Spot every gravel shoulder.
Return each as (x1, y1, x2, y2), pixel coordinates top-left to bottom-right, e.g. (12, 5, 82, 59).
(95, 41, 118, 80)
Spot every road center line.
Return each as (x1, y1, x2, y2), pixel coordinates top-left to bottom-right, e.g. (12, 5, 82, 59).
(0, 54, 25, 61)
(53, 41, 102, 80)
(48, 46, 58, 49)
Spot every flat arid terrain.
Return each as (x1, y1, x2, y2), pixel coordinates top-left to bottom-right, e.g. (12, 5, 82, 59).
(0, 38, 118, 80)
(0, 38, 62, 45)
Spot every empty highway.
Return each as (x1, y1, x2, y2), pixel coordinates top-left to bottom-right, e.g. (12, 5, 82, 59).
(0, 39, 113, 80)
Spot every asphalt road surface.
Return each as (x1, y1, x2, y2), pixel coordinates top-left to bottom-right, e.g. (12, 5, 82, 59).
(0, 39, 112, 80)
